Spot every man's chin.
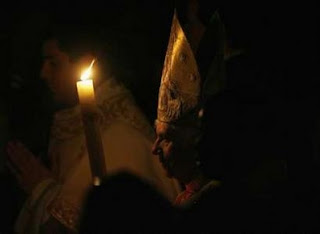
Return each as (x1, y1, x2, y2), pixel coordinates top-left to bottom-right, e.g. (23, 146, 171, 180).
(165, 171, 173, 178)
(163, 167, 174, 178)
(52, 96, 78, 110)
(159, 159, 174, 178)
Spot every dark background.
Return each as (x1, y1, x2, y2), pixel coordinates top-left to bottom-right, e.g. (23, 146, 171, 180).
(0, 1, 319, 232)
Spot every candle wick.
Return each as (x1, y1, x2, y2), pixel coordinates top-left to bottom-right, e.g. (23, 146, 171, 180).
(89, 59, 95, 70)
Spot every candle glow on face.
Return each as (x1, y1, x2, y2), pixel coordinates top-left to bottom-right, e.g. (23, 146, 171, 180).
(77, 59, 96, 105)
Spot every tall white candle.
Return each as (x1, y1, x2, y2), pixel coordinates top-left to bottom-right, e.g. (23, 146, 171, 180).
(76, 59, 106, 186)
(76, 79, 95, 105)
(76, 59, 96, 106)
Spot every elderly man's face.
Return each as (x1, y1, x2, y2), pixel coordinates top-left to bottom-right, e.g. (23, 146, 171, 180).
(152, 121, 199, 182)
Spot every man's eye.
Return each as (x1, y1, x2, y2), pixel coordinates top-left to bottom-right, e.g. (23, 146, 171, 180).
(157, 136, 166, 143)
(157, 136, 164, 142)
(49, 61, 58, 67)
(161, 136, 171, 144)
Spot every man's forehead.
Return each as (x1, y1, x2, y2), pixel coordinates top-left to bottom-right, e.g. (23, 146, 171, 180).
(154, 120, 192, 138)
(154, 120, 174, 133)
(43, 48, 70, 67)
(154, 119, 201, 137)
(155, 120, 172, 128)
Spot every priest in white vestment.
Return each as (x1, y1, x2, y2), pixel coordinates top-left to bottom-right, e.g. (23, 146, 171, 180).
(6, 23, 180, 233)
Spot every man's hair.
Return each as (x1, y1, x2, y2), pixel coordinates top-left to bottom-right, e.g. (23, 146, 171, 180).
(79, 172, 176, 232)
(41, 14, 113, 78)
(43, 20, 104, 61)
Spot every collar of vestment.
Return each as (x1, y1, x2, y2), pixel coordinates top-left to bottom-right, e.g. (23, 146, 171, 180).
(51, 77, 154, 140)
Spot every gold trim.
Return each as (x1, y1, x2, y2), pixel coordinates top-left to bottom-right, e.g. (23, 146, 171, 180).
(48, 198, 80, 231)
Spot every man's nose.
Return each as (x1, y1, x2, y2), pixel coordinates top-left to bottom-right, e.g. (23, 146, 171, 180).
(151, 141, 160, 156)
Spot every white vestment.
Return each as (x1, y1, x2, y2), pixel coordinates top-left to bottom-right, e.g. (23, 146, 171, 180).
(15, 78, 180, 233)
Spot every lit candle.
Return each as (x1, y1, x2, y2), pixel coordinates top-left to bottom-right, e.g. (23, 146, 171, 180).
(76, 59, 106, 186)
(76, 60, 96, 106)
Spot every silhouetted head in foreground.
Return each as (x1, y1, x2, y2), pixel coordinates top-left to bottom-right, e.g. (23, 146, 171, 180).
(79, 172, 180, 233)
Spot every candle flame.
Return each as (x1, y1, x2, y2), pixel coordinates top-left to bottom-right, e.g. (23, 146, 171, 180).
(80, 59, 96, 81)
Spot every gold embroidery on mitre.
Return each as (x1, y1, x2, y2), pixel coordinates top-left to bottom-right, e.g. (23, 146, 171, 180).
(158, 11, 201, 124)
